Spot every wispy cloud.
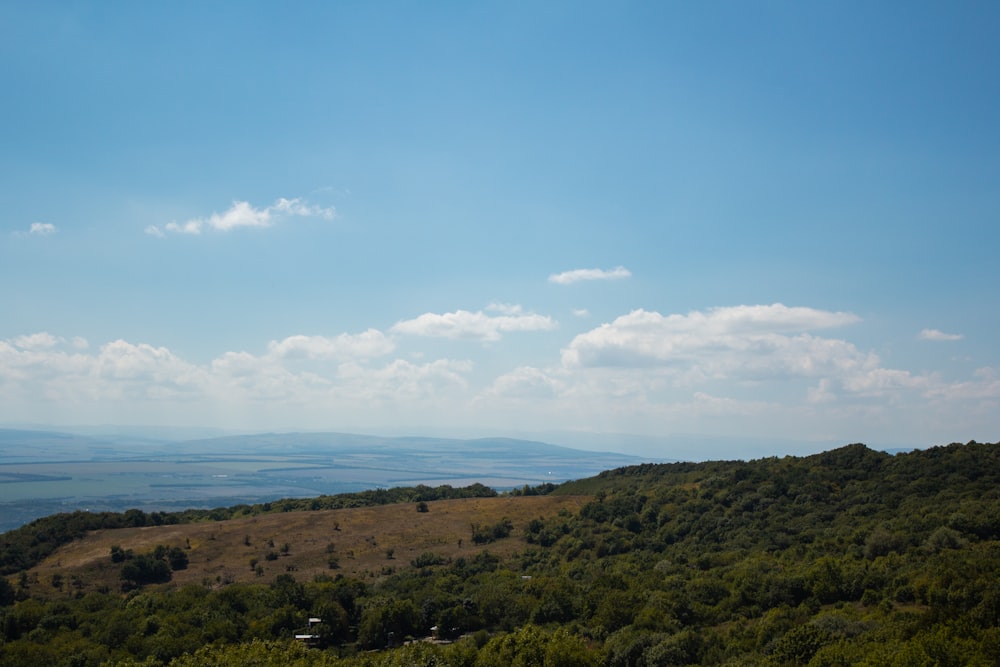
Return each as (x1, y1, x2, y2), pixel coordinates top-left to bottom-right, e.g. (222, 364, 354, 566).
(146, 198, 335, 237)
(548, 266, 631, 285)
(391, 306, 557, 341)
(30, 222, 57, 236)
(266, 330, 395, 361)
(485, 303, 524, 316)
(12, 222, 57, 238)
(485, 366, 563, 399)
(919, 328, 964, 342)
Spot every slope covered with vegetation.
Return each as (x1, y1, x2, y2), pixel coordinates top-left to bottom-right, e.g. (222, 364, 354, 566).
(0, 483, 503, 576)
(1, 441, 998, 666)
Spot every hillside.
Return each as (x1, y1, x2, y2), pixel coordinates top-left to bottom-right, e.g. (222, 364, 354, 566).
(22, 495, 589, 595)
(1, 441, 999, 666)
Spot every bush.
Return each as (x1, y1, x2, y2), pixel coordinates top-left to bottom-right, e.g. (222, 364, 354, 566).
(120, 554, 171, 586)
(412, 552, 445, 568)
(472, 518, 513, 545)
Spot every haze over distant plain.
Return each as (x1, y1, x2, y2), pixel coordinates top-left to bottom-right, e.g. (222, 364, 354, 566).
(2, 3, 998, 459)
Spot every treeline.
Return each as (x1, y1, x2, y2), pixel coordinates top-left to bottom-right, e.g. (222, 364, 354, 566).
(2, 441, 1000, 666)
(0, 483, 500, 576)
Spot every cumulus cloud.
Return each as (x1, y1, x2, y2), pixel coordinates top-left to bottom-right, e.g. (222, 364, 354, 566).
(208, 346, 472, 406)
(94, 340, 201, 394)
(147, 197, 335, 237)
(486, 366, 564, 399)
(391, 307, 557, 341)
(0, 334, 205, 404)
(556, 304, 936, 404)
(549, 266, 631, 285)
(919, 328, 964, 342)
(562, 304, 860, 370)
(338, 358, 472, 402)
(13, 332, 62, 350)
(916, 367, 997, 402)
(2, 305, 996, 446)
(0, 329, 472, 421)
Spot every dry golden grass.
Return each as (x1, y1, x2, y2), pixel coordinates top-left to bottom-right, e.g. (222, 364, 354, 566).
(27, 495, 590, 595)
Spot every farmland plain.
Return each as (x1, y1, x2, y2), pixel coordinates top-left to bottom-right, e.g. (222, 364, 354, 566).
(0, 429, 652, 532)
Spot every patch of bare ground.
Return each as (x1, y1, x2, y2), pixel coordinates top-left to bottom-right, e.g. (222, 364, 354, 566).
(25, 495, 590, 596)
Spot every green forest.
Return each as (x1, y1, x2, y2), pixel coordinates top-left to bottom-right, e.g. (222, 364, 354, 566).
(1, 441, 999, 666)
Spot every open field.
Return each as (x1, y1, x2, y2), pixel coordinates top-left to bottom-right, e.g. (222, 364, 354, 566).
(21, 494, 591, 596)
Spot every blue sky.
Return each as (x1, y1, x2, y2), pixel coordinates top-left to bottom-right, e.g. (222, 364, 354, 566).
(2, 2, 998, 458)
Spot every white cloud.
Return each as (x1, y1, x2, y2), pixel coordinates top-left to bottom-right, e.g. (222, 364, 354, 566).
(806, 378, 837, 404)
(272, 197, 335, 219)
(13, 332, 62, 350)
(338, 358, 472, 402)
(553, 304, 939, 409)
(391, 307, 557, 341)
(919, 328, 964, 342)
(203, 200, 273, 231)
(561, 304, 860, 370)
(486, 366, 564, 399)
(164, 220, 204, 235)
(147, 197, 335, 237)
(572, 309, 591, 318)
(0, 329, 472, 421)
(922, 367, 1000, 401)
(29, 222, 56, 235)
(13, 223, 57, 238)
(549, 266, 631, 285)
(206, 346, 472, 408)
(1, 307, 997, 448)
(95, 341, 210, 401)
(486, 303, 524, 315)
(687, 391, 777, 416)
(266, 330, 395, 361)
(210, 350, 328, 402)
(0, 335, 204, 404)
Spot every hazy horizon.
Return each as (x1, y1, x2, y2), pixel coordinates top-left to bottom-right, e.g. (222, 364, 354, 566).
(0, 421, 929, 462)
